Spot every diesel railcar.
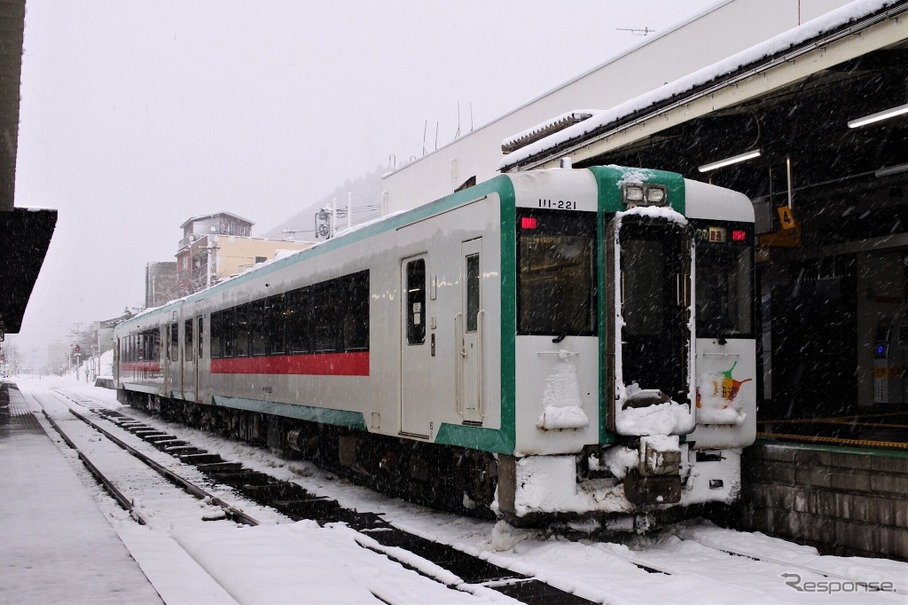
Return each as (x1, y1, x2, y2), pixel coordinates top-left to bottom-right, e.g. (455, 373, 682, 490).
(115, 165, 755, 527)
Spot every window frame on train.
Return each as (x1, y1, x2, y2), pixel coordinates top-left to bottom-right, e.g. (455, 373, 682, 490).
(209, 270, 370, 359)
(515, 208, 598, 337)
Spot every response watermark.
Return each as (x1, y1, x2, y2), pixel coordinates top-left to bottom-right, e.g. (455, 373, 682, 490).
(782, 572, 897, 594)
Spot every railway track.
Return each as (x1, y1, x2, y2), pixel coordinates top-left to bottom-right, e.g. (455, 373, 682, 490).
(35, 387, 602, 605)
(23, 382, 906, 604)
(673, 525, 908, 595)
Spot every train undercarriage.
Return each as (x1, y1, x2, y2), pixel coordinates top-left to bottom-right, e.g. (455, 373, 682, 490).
(118, 389, 499, 518)
(118, 390, 730, 532)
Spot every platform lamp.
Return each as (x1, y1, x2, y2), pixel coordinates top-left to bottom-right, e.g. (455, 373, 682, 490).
(847, 102, 908, 128)
(697, 149, 762, 173)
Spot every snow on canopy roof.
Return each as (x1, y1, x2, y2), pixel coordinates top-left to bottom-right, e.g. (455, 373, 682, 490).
(501, 111, 598, 154)
(499, 0, 900, 170)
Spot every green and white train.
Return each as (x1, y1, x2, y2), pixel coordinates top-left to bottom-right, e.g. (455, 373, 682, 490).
(115, 165, 756, 527)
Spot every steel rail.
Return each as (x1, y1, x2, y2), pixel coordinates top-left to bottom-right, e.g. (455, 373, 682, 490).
(63, 405, 261, 527)
(40, 410, 149, 525)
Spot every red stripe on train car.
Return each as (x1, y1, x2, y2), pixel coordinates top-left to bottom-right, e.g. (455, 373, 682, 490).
(210, 352, 369, 376)
(121, 361, 162, 372)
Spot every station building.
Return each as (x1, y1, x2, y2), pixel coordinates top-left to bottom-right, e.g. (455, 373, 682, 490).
(383, 0, 908, 557)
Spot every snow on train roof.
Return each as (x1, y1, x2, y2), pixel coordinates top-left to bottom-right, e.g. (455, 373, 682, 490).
(498, 0, 896, 170)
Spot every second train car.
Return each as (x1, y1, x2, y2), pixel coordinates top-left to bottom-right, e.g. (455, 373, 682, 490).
(115, 165, 756, 527)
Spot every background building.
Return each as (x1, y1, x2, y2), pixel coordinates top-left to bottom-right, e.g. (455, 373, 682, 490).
(176, 212, 313, 295)
(145, 262, 178, 308)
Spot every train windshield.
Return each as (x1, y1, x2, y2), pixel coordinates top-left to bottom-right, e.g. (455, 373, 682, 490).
(609, 215, 693, 408)
(516, 210, 597, 336)
(693, 221, 754, 339)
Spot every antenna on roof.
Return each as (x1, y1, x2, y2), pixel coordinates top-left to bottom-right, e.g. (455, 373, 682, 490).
(455, 101, 461, 139)
(616, 26, 655, 36)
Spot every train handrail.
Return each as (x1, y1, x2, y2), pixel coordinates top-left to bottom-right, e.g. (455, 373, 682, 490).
(477, 309, 485, 419)
(454, 312, 463, 416)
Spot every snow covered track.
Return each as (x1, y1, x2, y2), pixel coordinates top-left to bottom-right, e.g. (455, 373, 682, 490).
(43, 399, 261, 528)
(12, 378, 908, 603)
(28, 383, 601, 604)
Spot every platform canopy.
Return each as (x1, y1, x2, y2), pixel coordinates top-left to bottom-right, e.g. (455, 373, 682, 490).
(0, 0, 58, 337)
(500, 0, 908, 240)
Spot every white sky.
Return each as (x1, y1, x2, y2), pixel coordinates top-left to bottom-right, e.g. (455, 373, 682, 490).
(12, 0, 719, 361)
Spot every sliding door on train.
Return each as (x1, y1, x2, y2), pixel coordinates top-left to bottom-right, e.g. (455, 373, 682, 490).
(458, 238, 483, 426)
(401, 255, 431, 438)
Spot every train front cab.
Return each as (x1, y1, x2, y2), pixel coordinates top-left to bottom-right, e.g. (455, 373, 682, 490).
(503, 168, 756, 521)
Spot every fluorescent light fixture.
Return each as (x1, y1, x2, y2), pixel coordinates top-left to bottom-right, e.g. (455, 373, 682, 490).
(847, 103, 908, 128)
(875, 162, 908, 178)
(698, 149, 761, 173)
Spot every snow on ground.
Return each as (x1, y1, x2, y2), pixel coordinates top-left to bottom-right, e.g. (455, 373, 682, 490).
(9, 374, 908, 604)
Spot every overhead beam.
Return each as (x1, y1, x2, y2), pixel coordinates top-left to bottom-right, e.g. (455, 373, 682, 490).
(504, 5, 908, 172)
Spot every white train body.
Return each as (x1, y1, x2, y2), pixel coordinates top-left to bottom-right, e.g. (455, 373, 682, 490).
(116, 166, 756, 524)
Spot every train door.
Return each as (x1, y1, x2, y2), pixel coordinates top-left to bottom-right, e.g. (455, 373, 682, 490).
(196, 314, 205, 401)
(457, 238, 484, 425)
(400, 255, 431, 437)
(183, 316, 197, 401)
(164, 319, 180, 397)
(606, 216, 694, 434)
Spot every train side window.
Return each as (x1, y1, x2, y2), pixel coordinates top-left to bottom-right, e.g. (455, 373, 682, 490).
(185, 319, 193, 358)
(287, 287, 311, 354)
(406, 261, 426, 344)
(266, 294, 286, 354)
(312, 281, 339, 352)
(235, 303, 251, 357)
(342, 271, 370, 351)
(516, 210, 596, 336)
(198, 317, 204, 358)
(251, 299, 268, 356)
(466, 254, 480, 332)
(210, 312, 223, 359)
(169, 322, 179, 361)
(224, 308, 236, 358)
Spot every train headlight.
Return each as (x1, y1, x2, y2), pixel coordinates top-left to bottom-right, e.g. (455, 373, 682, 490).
(646, 185, 666, 205)
(622, 183, 668, 208)
(623, 184, 645, 204)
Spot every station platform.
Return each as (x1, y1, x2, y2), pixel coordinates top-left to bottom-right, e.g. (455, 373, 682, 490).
(758, 408, 908, 451)
(739, 437, 908, 560)
(0, 381, 162, 604)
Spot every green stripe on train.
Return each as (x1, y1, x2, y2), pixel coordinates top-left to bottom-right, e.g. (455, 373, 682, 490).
(212, 395, 368, 430)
